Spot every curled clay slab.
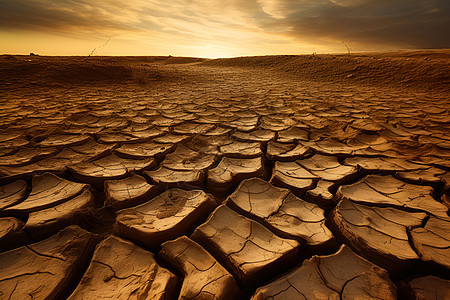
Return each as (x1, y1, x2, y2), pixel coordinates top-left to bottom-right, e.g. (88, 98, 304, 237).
(5, 173, 88, 214)
(153, 134, 190, 144)
(70, 139, 115, 158)
(0, 136, 30, 153)
(0, 217, 27, 251)
(336, 174, 448, 218)
(23, 186, 95, 238)
(91, 116, 129, 129)
(115, 189, 217, 250)
(0, 179, 28, 211)
(347, 133, 390, 149)
(270, 161, 319, 196)
(297, 154, 358, 184)
(1, 146, 103, 179)
(172, 122, 215, 135)
(0, 226, 98, 299)
(184, 136, 220, 155)
(97, 132, 141, 144)
(0, 130, 22, 143)
(266, 141, 312, 162)
(159, 236, 242, 299)
(304, 139, 363, 156)
(207, 156, 265, 195)
(442, 193, 450, 210)
(200, 135, 234, 147)
(164, 111, 197, 122)
(401, 276, 450, 300)
(0, 156, 70, 182)
(420, 135, 450, 149)
(192, 204, 300, 288)
(233, 129, 275, 142)
(260, 116, 294, 131)
(329, 198, 427, 271)
(162, 145, 217, 171)
(203, 126, 232, 136)
(410, 216, 450, 269)
(0, 147, 58, 167)
(104, 174, 158, 210)
(227, 178, 335, 249)
(39, 134, 91, 147)
(69, 235, 177, 300)
(252, 245, 396, 300)
(150, 115, 183, 127)
(115, 142, 175, 160)
(346, 133, 394, 157)
(345, 156, 428, 173)
(69, 155, 155, 187)
(124, 126, 167, 140)
(226, 116, 259, 132)
(277, 126, 310, 143)
(350, 118, 384, 133)
(144, 167, 204, 190)
(305, 180, 336, 209)
(197, 114, 227, 125)
(396, 167, 447, 186)
(220, 141, 263, 158)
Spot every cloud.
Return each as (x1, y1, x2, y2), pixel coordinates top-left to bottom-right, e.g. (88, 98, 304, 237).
(258, 0, 450, 49)
(0, 0, 448, 55)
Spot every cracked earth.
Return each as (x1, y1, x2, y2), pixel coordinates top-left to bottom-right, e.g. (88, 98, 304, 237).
(0, 53, 449, 299)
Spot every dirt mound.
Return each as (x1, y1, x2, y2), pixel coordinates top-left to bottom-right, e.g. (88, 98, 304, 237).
(159, 56, 208, 65)
(0, 55, 206, 88)
(201, 50, 450, 93)
(0, 56, 132, 87)
(1, 51, 448, 93)
(118, 56, 207, 65)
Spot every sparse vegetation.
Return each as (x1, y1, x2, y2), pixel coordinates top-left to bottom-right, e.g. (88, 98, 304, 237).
(88, 36, 111, 57)
(342, 42, 351, 56)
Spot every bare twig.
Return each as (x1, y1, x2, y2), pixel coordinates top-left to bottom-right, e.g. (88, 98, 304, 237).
(342, 41, 351, 56)
(88, 35, 111, 57)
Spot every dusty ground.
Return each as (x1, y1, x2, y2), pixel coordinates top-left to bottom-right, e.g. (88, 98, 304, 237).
(0, 51, 449, 299)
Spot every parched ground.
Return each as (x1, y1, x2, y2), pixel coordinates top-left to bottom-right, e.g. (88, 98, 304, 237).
(0, 51, 449, 299)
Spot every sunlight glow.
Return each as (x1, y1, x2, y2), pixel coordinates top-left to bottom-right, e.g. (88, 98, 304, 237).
(1, 0, 447, 57)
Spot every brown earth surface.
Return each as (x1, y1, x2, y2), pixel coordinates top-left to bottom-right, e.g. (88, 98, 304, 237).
(0, 50, 449, 299)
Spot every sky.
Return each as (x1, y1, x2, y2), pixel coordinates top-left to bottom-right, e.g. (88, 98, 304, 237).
(1, 0, 449, 58)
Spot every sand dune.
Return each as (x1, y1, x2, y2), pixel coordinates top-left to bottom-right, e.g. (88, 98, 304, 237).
(201, 50, 450, 93)
(2, 50, 449, 93)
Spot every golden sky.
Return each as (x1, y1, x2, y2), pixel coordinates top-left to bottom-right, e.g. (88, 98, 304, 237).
(1, 0, 449, 58)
